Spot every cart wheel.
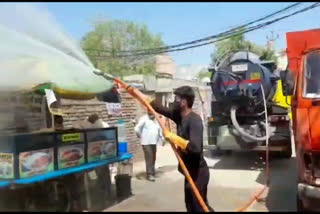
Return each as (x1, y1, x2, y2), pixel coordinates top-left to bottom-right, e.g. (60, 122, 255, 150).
(24, 197, 35, 211)
(25, 180, 71, 212)
(50, 181, 72, 212)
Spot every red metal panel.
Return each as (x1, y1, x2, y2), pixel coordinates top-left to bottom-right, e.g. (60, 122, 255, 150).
(308, 107, 320, 151)
(287, 28, 320, 76)
(294, 108, 312, 151)
(287, 28, 320, 151)
(287, 28, 320, 58)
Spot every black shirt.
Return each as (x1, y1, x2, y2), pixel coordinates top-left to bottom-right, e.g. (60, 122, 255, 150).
(151, 100, 208, 174)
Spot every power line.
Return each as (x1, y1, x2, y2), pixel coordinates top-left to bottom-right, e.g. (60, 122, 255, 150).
(85, 2, 303, 54)
(90, 2, 320, 59)
(83, 2, 304, 54)
(215, 2, 303, 34)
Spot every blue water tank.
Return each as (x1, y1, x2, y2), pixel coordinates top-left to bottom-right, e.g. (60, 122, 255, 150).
(117, 119, 127, 154)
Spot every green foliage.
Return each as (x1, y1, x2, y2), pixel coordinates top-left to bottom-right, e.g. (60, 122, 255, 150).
(196, 68, 211, 80)
(81, 18, 165, 78)
(210, 28, 277, 66)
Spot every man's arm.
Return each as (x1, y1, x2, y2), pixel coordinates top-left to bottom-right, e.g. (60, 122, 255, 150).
(156, 121, 165, 143)
(186, 116, 203, 154)
(134, 116, 145, 138)
(150, 100, 177, 122)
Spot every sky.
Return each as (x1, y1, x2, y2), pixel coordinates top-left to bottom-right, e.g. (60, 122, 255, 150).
(36, 2, 320, 66)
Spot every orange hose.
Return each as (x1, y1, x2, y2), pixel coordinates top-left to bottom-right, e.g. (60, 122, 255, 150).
(235, 153, 269, 212)
(235, 123, 270, 211)
(120, 79, 270, 212)
(113, 78, 210, 212)
(96, 72, 273, 212)
(235, 85, 271, 212)
(235, 186, 267, 212)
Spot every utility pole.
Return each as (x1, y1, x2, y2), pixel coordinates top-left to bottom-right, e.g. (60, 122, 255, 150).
(266, 31, 279, 51)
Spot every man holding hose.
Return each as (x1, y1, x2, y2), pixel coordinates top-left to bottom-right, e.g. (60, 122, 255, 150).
(149, 86, 214, 212)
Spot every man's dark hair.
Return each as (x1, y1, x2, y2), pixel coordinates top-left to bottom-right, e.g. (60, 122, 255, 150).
(88, 113, 99, 124)
(174, 86, 195, 108)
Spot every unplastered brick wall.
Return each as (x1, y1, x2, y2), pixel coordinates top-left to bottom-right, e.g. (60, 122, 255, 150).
(0, 92, 46, 135)
(59, 89, 145, 162)
(58, 85, 211, 162)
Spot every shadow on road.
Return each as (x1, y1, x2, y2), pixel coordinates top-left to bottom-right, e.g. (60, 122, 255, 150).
(204, 149, 298, 211)
(255, 157, 297, 212)
(204, 149, 266, 171)
(135, 165, 177, 180)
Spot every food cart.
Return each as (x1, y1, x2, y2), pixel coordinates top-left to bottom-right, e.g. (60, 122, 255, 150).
(0, 84, 133, 212)
(0, 124, 132, 211)
(0, 17, 133, 211)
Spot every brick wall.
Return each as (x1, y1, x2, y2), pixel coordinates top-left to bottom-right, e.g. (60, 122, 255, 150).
(59, 89, 145, 162)
(0, 90, 154, 163)
(0, 85, 211, 161)
(0, 92, 46, 135)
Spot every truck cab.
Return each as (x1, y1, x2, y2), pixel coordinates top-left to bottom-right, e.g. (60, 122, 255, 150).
(282, 28, 320, 211)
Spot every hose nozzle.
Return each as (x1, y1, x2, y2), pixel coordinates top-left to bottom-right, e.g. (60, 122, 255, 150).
(93, 69, 114, 80)
(93, 68, 103, 75)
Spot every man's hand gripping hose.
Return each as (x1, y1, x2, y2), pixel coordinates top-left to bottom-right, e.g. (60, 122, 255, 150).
(163, 130, 189, 150)
(94, 70, 210, 212)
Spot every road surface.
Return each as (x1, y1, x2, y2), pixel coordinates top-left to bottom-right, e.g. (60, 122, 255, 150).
(105, 144, 298, 212)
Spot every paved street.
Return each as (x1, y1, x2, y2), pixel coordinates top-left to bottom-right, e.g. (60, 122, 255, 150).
(105, 143, 298, 212)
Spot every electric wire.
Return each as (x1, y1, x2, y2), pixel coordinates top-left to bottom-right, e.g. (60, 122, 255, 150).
(84, 2, 304, 55)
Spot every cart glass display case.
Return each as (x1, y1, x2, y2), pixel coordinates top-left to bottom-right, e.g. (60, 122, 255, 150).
(0, 127, 120, 182)
(56, 131, 86, 170)
(86, 128, 118, 163)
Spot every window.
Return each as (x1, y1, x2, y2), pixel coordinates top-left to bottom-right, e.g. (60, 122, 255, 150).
(303, 51, 320, 98)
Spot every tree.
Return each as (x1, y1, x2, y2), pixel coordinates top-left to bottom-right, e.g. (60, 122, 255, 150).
(81, 18, 165, 78)
(210, 28, 277, 66)
(196, 68, 211, 80)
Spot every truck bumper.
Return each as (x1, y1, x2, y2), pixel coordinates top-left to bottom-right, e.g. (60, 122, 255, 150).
(298, 183, 320, 211)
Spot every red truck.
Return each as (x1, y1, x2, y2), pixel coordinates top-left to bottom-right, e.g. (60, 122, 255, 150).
(281, 28, 320, 211)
